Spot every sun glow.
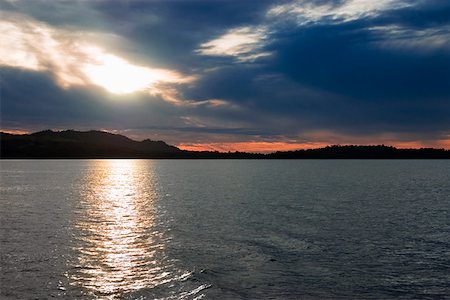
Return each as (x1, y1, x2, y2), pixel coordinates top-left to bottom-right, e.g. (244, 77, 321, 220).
(0, 14, 195, 96)
(80, 47, 186, 94)
(82, 54, 157, 94)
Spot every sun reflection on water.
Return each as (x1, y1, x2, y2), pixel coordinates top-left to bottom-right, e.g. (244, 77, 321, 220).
(69, 160, 184, 298)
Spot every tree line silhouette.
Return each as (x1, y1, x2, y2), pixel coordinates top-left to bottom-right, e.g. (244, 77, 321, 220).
(1, 130, 449, 159)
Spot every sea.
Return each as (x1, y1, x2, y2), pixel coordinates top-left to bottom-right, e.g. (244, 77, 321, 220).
(1, 160, 449, 299)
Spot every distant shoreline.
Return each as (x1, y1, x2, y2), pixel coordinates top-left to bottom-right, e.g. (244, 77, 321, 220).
(2, 157, 450, 160)
(2, 130, 449, 159)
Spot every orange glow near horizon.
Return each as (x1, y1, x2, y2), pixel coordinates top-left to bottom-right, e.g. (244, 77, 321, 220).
(178, 141, 330, 153)
(178, 139, 450, 153)
(1, 128, 449, 152)
(392, 139, 450, 150)
(0, 129, 30, 135)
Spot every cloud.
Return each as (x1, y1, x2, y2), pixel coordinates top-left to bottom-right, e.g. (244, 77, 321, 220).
(2, 0, 450, 150)
(196, 26, 271, 62)
(271, 21, 450, 100)
(368, 24, 450, 51)
(0, 13, 195, 97)
(267, 0, 411, 25)
(197, 0, 448, 67)
(80, 46, 195, 95)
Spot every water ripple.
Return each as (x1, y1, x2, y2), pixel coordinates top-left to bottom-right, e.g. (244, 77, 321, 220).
(67, 160, 205, 299)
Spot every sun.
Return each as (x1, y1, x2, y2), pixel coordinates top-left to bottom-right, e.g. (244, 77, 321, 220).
(82, 55, 155, 94)
(81, 47, 173, 94)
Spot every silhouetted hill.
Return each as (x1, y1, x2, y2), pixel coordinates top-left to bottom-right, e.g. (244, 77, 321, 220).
(1, 130, 181, 158)
(1, 130, 449, 158)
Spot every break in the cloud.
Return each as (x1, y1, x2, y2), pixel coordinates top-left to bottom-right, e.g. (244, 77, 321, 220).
(0, 13, 195, 99)
(1, 0, 449, 151)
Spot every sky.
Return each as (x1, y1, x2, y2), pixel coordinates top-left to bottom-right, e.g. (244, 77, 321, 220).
(1, 0, 449, 152)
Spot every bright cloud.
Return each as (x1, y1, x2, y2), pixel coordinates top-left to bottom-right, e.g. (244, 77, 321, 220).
(196, 0, 414, 62)
(368, 25, 450, 51)
(196, 26, 271, 62)
(0, 14, 195, 95)
(267, 0, 411, 25)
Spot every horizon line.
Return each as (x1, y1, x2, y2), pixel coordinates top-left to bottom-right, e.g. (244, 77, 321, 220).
(2, 129, 449, 154)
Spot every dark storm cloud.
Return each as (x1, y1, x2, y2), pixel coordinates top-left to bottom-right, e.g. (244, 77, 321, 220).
(182, 61, 449, 136)
(0, 0, 104, 29)
(94, 0, 277, 71)
(375, 0, 450, 28)
(261, 0, 450, 101)
(1, 68, 106, 126)
(270, 22, 450, 100)
(0, 68, 185, 131)
(180, 0, 450, 137)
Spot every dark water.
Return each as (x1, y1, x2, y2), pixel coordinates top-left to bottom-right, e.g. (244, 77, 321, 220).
(1, 160, 449, 299)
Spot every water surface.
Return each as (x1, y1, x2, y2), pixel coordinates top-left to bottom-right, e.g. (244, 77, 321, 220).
(1, 160, 449, 299)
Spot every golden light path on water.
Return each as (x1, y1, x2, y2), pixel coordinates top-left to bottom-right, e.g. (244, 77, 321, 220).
(68, 160, 202, 299)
